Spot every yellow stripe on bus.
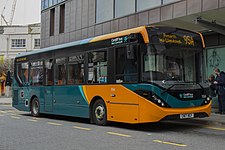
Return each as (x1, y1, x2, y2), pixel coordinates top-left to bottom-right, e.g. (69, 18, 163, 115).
(90, 26, 149, 44)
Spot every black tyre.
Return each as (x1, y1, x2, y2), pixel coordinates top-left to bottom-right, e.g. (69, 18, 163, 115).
(31, 97, 40, 117)
(92, 99, 108, 125)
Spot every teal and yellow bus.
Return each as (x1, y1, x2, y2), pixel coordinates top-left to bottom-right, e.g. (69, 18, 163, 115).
(12, 26, 211, 125)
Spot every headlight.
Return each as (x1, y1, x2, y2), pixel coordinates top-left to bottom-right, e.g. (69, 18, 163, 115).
(151, 94, 170, 108)
(202, 97, 211, 106)
(134, 90, 170, 108)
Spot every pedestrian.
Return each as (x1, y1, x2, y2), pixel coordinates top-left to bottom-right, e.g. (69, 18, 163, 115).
(208, 74, 216, 97)
(5, 71, 11, 97)
(213, 68, 225, 114)
(0, 72, 6, 96)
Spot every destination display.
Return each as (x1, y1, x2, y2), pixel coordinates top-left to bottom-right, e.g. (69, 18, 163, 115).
(148, 27, 203, 49)
(16, 57, 27, 62)
(159, 33, 195, 47)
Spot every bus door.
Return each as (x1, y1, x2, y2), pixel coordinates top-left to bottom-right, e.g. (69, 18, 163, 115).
(108, 45, 139, 123)
(44, 59, 54, 112)
(14, 62, 30, 110)
(52, 57, 72, 115)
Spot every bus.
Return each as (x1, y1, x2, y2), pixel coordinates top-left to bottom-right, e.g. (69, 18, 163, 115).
(12, 26, 211, 125)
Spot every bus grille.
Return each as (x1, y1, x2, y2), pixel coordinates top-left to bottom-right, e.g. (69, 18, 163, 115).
(13, 90, 18, 105)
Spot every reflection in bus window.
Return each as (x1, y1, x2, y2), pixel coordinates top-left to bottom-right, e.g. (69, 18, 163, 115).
(45, 59, 54, 85)
(17, 62, 29, 84)
(68, 54, 85, 84)
(143, 45, 196, 82)
(30, 61, 43, 86)
(55, 57, 66, 85)
(115, 46, 138, 83)
(88, 51, 107, 84)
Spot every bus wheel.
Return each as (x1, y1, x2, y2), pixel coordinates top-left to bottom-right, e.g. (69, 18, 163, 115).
(92, 99, 107, 125)
(31, 97, 40, 117)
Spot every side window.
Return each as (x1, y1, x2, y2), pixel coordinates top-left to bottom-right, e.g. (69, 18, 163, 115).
(88, 50, 107, 84)
(68, 54, 85, 84)
(55, 57, 66, 85)
(44, 59, 54, 85)
(17, 62, 29, 84)
(30, 61, 43, 86)
(115, 45, 138, 83)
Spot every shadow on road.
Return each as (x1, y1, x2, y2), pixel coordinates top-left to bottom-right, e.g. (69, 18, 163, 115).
(20, 112, 209, 132)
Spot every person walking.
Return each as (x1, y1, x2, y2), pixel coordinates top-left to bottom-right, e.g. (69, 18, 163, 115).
(214, 68, 225, 114)
(5, 71, 11, 97)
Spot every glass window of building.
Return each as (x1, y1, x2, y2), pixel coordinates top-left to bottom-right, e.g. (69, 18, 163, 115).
(53, 0, 58, 5)
(44, 0, 49, 9)
(49, 0, 53, 7)
(163, 0, 180, 5)
(96, 0, 113, 23)
(34, 39, 41, 48)
(11, 39, 26, 48)
(59, 4, 65, 33)
(115, 0, 135, 18)
(50, 8, 55, 36)
(41, 0, 66, 10)
(41, 0, 45, 10)
(137, 0, 161, 11)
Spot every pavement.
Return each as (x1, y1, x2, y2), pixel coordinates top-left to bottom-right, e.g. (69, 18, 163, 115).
(1, 97, 225, 126)
(0, 97, 12, 105)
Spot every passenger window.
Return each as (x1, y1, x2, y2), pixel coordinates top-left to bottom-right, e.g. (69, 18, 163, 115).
(30, 61, 43, 86)
(55, 57, 66, 85)
(45, 59, 54, 85)
(115, 45, 138, 83)
(88, 51, 107, 84)
(68, 55, 85, 84)
(17, 62, 29, 84)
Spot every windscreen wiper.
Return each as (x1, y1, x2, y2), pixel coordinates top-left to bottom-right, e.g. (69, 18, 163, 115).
(161, 82, 189, 95)
(161, 84, 176, 95)
(197, 82, 204, 91)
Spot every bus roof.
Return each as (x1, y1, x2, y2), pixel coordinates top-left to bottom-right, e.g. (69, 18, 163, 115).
(16, 26, 149, 58)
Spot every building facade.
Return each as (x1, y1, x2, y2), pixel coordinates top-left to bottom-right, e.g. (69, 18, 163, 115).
(0, 23, 41, 59)
(41, 0, 225, 106)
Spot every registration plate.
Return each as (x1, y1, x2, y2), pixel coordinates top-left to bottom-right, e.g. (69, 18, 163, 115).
(180, 113, 194, 119)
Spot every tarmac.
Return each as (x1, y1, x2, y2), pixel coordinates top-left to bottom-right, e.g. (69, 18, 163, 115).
(1, 97, 225, 126)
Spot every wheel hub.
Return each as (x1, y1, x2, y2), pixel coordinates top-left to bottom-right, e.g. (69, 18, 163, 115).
(95, 105, 105, 120)
(33, 101, 39, 115)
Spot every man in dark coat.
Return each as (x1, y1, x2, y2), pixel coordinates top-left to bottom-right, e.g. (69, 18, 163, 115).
(5, 71, 11, 97)
(214, 68, 225, 114)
